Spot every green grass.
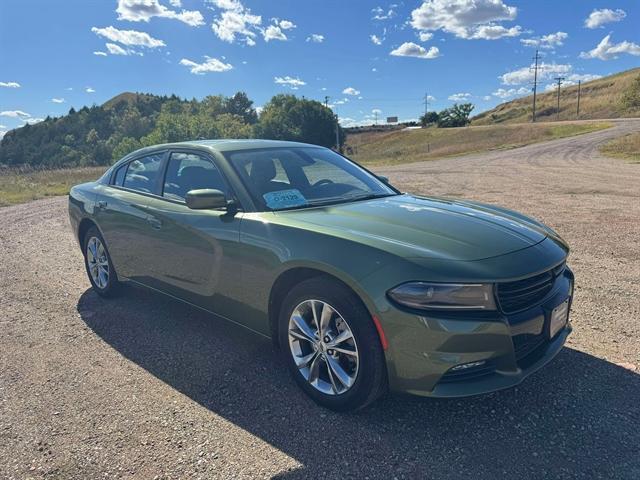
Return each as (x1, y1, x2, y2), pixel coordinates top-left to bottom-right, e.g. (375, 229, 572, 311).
(599, 133, 640, 164)
(473, 68, 640, 125)
(0, 166, 106, 207)
(347, 121, 613, 167)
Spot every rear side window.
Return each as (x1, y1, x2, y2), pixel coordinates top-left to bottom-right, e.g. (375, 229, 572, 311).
(163, 152, 229, 201)
(122, 153, 163, 193)
(113, 164, 127, 186)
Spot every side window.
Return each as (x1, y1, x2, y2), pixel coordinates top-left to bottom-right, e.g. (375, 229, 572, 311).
(122, 153, 163, 193)
(163, 152, 229, 201)
(113, 164, 127, 186)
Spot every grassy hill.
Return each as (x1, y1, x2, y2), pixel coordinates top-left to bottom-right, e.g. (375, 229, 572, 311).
(473, 68, 640, 125)
(346, 121, 612, 167)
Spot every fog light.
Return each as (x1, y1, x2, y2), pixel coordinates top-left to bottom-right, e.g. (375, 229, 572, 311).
(450, 360, 486, 372)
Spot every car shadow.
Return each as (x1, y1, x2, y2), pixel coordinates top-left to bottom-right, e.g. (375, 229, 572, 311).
(77, 285, 639, 479)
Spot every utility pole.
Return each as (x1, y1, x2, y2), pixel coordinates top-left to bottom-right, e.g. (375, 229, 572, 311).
(424, 92, 429, 117)
(530, 49, 541, 123)
(374, 110, 378, 125)
(554, 76, 565, 121)
(324, 95, 329, 108)
(576, 80, 581, 119)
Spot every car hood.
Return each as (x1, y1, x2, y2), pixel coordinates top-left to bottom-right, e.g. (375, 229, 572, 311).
(277, 194, 550, 261)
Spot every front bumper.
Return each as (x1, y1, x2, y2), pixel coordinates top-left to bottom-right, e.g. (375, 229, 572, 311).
(379, 267, 574, 398)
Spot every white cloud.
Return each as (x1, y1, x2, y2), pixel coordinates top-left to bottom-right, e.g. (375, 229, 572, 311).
(0, 110, 31, 118)
(500, 62, 572, 85)
(278, 19, 295, 30)
(0, 130, 7, 140)
(210, 0, 294, 45)
(116, 0, 204, 26)
(179, 56, 233, 74)
(105, 42, 142, 56)
(208, 0, 243, 10)
(566, 73, 601, 84)
(483, 95, 492, 101)
(23, 118, 44, 125)
(580, 34, 640, 61)
(86, 87, 96, 93)
(306, 34, 324, 43)
(410, 0, 521, 40)
(51, 98, 65, 103)
(370, 34, 383, 45)
(91, 26, 165, 48)
(584, 8, 626, 29)
(338, 117, 357, 126)
(542, 74, 602, 92)
(521, 31, 567, 49)
(468, 24, 521, 40)
(212, 9, 261, 43)
(492, 87, 529, 99)
(94, 51, 108, 56)
(263, 25, 287, 42)
(372, 6, 396, 20)
(390, 42, 440, 59)
(343, 87, 361, 96)
(169, 0, 181, 6)
(0, 81, 20, 88)
(274, 76, 306, 89)
(418, 32, 433, 42)
(448, 92, 471, 101)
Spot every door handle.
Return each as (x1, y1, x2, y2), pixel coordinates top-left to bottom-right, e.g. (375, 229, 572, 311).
(147, 216, 162, 230)
(96, 200, 107, 210)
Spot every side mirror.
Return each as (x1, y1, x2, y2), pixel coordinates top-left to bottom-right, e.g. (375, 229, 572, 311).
(185, 189, 228, 210)
(377, 175, 390, 184)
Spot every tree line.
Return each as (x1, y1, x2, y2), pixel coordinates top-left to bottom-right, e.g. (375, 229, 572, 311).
(0, 92, 344, 168)
(420, 103, 475, 128)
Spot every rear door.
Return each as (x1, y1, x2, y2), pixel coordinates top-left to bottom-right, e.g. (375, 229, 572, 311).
(143, 150, 245, 319)
(94, 151, 167, 282)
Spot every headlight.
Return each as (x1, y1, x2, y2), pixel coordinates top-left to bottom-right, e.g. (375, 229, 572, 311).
(387, 282, 497, 311)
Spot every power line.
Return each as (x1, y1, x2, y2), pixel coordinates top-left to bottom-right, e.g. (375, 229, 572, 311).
(530, 49, 541, 123)
(424, 92, 430, 117)
(554, 76, 565, 121)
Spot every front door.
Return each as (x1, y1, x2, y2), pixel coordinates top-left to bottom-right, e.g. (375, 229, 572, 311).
(145, 151, 245, 320)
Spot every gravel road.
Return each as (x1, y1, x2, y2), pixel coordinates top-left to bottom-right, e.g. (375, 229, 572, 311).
(1, 120, 639, 479)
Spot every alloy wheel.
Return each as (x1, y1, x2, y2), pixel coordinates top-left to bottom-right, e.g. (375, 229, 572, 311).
(288, 299, 359, 395)
(86, 236, 109, 289)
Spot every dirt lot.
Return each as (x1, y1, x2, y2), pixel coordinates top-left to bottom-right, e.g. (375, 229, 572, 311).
(1, 119, 639, 479)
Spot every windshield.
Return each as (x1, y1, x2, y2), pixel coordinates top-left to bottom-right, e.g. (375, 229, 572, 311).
(226, 147, 397, 211)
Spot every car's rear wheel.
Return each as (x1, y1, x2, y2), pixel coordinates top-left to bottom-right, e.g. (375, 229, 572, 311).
(279, 276, 387, 411)
(83, 226, 120, 298)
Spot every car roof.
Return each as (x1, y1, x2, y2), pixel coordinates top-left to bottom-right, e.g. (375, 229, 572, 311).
(109, 139, 327, 174)
(158, 139, 322, 153)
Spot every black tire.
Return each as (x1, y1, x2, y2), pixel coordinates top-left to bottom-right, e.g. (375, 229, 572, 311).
(279, 276, 387, 411)
(83, 226, 120, 298)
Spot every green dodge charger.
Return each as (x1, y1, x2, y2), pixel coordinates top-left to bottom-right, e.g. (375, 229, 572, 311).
(69, 139, 574, 411)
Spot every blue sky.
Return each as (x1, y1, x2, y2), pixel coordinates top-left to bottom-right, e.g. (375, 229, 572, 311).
(1, 0, 639, 135)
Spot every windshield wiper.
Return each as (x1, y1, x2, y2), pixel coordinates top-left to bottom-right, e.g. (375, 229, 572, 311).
(272, 193, 397, 211)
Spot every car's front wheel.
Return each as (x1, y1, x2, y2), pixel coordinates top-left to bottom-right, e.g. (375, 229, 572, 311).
(83, 226, 120, 298)
(279, 276, 387, 411)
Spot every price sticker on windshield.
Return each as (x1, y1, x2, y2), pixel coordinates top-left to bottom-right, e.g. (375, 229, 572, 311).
(263, 189, 308, 209)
